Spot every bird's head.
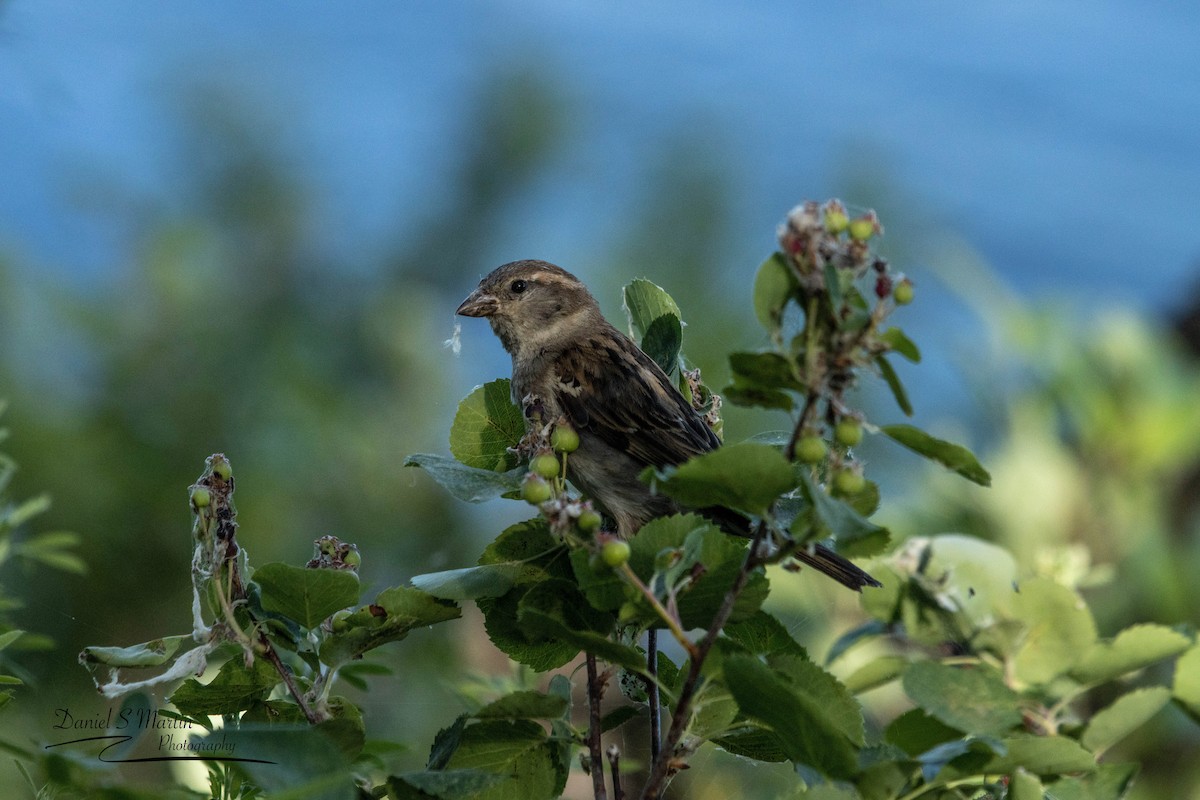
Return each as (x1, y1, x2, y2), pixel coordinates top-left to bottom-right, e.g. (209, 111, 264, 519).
(457, 260, 601, 355)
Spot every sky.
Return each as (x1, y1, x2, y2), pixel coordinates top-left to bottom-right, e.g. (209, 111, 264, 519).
(2, 0, 1198, 345)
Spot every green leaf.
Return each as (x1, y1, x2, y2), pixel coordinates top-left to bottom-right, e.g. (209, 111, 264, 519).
(197, 725, 353, 800)
(902, 661, 1022, 737)
(625, 515, 768, 628)
(721, 385, 795, 411)
(769, 652, 865, 746)
(875, 355, 913, 416)
(675, 529, 769, 627)
(779, 785, 863, 800)
(752, 253, 796, 333)
(17, 530, 86, 574)
(723, 654, 857, 778)
(444, 719, 567, 800)
(843, 655, 907, 694)
(449, 379, 524, 472)
(623, 279, 683, 341)
(640, 313, 683, 375)
(1081, 686, 1171, 756)
(880, 424, 990, 485)
(404, 454, 524, 503)
(825, 619, 888, 665)
(428, 714, 469, 770)
(643, 442, 796, 516)
(600, 705, 641, 733)
(712, 725, 790, 763)
(391, 769, 504, 798)
(879, 327, 921, 362)
(475, 690, 569, 721)
(984, 734, 1096, 775)
(723, 612, 806, 657)
(1009, 768, 1044, 800)
(476, 522, 581, 671)
(0, 629, 23, 653)
(319, 585, 460, 667)
(1173, 643, 1200, 721)
(79, 634, 189, 667)
(253, 562, 362, 629)
(1010, 577, 1097, 685)
(569, 549, 626, 612)
(517, 580, 643, 670)
(170, 657, 280, 717)
(795, 471, 890, 556)
(410, 563, 525, 601)
(5, 493, 51, 528)
(1072, 623, 1192, 684)
(884, 708, 962, 757)
(728, 351, 803, 391)
(1041, 762, 1138, 800)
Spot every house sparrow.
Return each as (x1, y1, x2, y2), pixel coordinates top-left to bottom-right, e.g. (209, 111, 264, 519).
(457, 259, 879, 591)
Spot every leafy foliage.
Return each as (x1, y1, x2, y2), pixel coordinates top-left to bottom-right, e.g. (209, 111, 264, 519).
(57, 203, 1198, 799)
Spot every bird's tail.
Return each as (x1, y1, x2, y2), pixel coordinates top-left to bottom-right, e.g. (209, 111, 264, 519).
(792, 542, 882, 592)
(700, 506, 881, 592)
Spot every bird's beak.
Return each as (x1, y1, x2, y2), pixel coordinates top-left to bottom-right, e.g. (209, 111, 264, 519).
(456, 287, 498, 318)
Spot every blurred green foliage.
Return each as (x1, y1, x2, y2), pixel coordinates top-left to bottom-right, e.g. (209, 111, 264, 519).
(1, 59, 1198, 798)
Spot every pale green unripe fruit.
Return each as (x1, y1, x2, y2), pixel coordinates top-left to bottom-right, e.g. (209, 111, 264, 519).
(795, 435, 828, 463)
(601, 540, 631, 568)
(521, 474, 553, 504)
(551, 424, 580, 454)
(833, 469, 866, 496)
(577, 510, 603, 532)
(530, 452, 560, 480)
(893, 279, 914, 305)
(848, 217, 876, 241)
(834, 419, 863, 447)
(824, 210, 849, 234)
(190, 486, 211, 508)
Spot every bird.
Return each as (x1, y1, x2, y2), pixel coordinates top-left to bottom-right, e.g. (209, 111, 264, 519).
(456, 259, 879, 591)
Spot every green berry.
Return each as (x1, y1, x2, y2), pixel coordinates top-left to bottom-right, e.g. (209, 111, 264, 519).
(530, 452, 561, 480)
(343, 548, 362, 570)
(550, 424, 580, 454)
(211, 458, 233, 481)
(577, 510, 603, 532)
(824, 209, 849, 234)
(521, 474, 553, 505)
(833, 469, 866, 496)
(893, 279, 914, 305)
(618, 602, 640, 624)
(331, 609, 353, 634)
(190, 486, 211, 508)
(834, 419, 863, 447)
(795, 435, 828, 463)
(848, 217, 876, 241)
(601, 540, 632, 568)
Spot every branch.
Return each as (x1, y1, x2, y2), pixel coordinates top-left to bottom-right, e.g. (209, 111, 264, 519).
(607, 745, 625, 800)
(586, 653, 608, 800)
(646, 629, 661, 764)
(639, 522, 768, 800)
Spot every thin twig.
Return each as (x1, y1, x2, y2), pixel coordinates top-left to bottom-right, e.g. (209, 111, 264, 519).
(257, 631, 321, 724)
(646, 629, 661, 764)
(618, 563, 697, 658)
(639, 522, 769, 800)
(607, 745, 624, 800)
(586, 653, 608, 800)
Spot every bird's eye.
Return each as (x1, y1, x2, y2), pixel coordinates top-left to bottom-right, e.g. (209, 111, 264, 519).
(510, 279, 527, 294)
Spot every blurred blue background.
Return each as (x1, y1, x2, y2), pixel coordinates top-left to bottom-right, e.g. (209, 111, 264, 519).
(2, 2, 1200, 797)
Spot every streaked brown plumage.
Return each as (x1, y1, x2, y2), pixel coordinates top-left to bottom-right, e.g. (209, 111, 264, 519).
(457, 259, 879, 591)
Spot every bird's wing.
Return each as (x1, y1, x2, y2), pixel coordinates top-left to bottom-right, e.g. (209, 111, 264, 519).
(552, 333, 720, 469)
